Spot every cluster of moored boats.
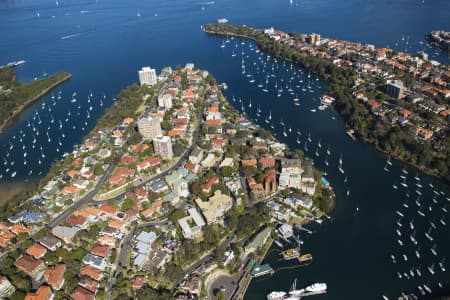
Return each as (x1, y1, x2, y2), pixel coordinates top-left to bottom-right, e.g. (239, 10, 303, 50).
(267, 278, 327, 300)
(385, 158, 448, 297)
(221, 37, 327, 113)
(1, 90, 108, 180)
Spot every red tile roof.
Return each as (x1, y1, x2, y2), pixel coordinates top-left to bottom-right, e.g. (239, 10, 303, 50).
(90, 243, 110, 258)
(202, 175, 218, 191)
(15, 255, 44, 277)
(70, 286, 95, 300)
(67, 215, 87, 227)
(43, 264, 66, 290)
(26, 243, 47, 259)
(25, 285, 53, 300)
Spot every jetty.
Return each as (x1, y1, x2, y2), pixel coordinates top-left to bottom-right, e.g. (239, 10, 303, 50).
(250, 264, 274, 278)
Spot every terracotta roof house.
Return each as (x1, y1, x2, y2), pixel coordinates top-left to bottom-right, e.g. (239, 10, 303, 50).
(204, 119, 221, 127)
(79, 276, 99, 294)
(120, 155, 136, 165)
(242, 159, 257, 168)
(24, 286, 53, 300)
(10, 223, 32, 235)
(202, 175, 219, 193)
(131, 143, 150, 154)
(67, 215, 88, 228)
(0, 223, 14, 248)
(15, 255, 45, 277)
(43, 264, 66, 290)
(131, 276, 147, 290)
(62, 186, 80, 196)
(96, 236, 116, 247)
(99, 204, 118, 216)
(70, 286, 95, 300)
(137, 156, 160, 172)
(90, 243, 110, 258)
(80, 265, 104, 281)
(26, 243, 47, 259)
(67, 170, 80, 178)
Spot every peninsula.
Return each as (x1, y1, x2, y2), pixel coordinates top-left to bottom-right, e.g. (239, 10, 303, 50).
(0, 67, 72, 132)
(203, 23, 450, 184)
(0, 65, 333, 300)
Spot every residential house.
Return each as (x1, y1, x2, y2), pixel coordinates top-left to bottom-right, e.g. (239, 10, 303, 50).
(26, 243, 47, 259)
(24, 286, 53, 300)
(43, 264, 66, 290)
(51, 226, 80, 244)
(0, 276, 15, 298)
(38, 235, 62, 252)
(202, 175, 219, 193)
(70, 286, 95, 300)
(15, 255, 45, 278)
(189, 146, 203, 164)
(195, 190, 233, 224)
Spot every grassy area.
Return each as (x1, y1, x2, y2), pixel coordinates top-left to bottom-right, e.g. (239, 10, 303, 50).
(0, 67, 72, 128)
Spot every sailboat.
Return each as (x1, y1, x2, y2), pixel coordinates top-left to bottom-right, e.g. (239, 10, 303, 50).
(431, 244, 437, 256)
(410, 231, 417, 245)
(428, 263, 435, 275)
(439, 258, 446, 272)
(386, 156, 392, 166)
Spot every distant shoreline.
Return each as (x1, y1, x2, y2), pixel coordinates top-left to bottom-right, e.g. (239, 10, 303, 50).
(0, 72, 72, 133)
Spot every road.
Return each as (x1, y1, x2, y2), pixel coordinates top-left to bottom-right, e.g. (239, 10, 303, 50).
(105, 92, 205, 299)
(93, 87, 204, 204)
(46, 163, 115, 228)
(170, 231, 237, 293)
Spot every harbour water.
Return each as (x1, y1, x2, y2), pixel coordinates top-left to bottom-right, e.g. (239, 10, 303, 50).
(0, 0, 449, 298)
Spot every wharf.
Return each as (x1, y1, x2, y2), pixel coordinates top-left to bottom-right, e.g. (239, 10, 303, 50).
(250, 264, 274, 278)
(281, 248, 300, 260)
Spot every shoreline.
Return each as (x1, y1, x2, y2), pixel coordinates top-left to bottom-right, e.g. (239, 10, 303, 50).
(202, 24, 449, 186)
(0, 181, 37, 207)
(0, 72, 72, 133)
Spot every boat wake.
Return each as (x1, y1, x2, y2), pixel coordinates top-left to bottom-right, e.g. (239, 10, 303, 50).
(61, 33, 83, 40)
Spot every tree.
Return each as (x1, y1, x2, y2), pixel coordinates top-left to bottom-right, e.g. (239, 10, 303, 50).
(190, 181, 201, 196)
(121, 198, 135, 211)
(219, 166, 234, 177)
(168, 209, 185, 223)
(161, 120, 173, 131)
(203, 225, 221, 247)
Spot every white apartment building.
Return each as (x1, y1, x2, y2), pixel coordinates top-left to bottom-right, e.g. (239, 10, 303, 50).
(138, 117, 162, 140)
(153, 135, 173, 160)
(138, 66, 157, 86)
